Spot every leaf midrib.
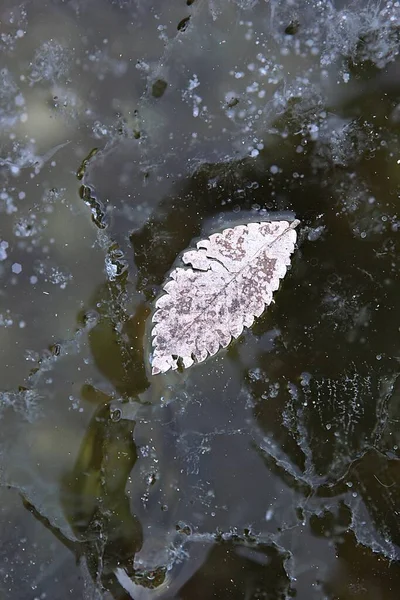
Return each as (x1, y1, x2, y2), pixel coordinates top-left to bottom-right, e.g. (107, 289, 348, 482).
(158, 219, 299, 350)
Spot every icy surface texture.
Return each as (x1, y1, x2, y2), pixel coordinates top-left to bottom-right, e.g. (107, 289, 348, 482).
(1, 0, 400, 598)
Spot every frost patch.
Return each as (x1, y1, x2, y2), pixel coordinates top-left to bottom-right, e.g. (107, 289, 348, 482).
(33, 262, 72, 289)
(0, 241, 9, 261)
(0, 68, 19, 127)
(0, 389, 40, 422)
(84, 48, 128, 79)
(30, 40, 72, 83)
(0, 312, 14, 327)
(105, 255, 119, 280)
(183, 74, 205, 119)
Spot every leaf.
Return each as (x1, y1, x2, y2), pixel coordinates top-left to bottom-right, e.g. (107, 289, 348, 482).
(150, 219, 299, 375)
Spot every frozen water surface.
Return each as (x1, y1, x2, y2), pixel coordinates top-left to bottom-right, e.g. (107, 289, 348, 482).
(1, 0, 400, 598)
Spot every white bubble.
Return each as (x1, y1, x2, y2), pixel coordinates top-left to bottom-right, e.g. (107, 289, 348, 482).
(265, 508, 273, 521)
(12, 263, 22, 274)
(15, 94, 25, 107)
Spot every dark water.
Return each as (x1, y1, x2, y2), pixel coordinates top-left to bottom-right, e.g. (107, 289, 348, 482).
(1, 0, 400, 598)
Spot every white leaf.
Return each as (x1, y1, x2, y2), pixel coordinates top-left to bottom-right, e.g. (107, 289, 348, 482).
(151, 219, 299, 375)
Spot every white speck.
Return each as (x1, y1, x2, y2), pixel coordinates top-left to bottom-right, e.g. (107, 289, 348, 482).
(265, 508, 273, 521)
(343, 72, 350, 83)
(250, 149, 259, 158)
(270, 165, 279, 174)
(12, 263, 22, 274)
(16, 29, 25, 38)
(19, 320, 26, 328)
(20, 113, 28, 123)
(30, 275, 38, 284)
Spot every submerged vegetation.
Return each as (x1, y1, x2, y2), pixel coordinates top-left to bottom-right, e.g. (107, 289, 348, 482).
(1, 0, 400, 598)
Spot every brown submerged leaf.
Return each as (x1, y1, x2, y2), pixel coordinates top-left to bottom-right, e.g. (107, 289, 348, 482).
(151, 219, 299, 374)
